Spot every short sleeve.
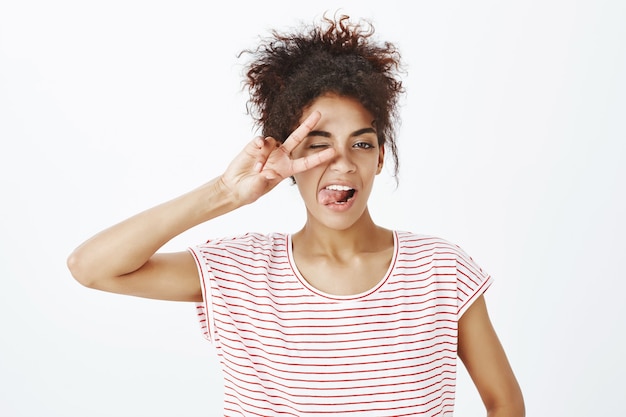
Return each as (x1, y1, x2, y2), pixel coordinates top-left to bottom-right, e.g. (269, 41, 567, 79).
(454, 244, 493, 318)
(188, 244, 216, 343)
(186, 232, 285, 345)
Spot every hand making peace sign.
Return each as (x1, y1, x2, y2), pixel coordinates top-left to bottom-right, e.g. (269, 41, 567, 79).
(219, 111, 336, 206)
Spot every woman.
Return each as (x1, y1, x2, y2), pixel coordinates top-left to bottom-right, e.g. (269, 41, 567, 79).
(68, 14, 524, 416)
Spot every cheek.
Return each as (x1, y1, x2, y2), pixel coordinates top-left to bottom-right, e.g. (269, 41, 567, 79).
(358, 155, 383, 176)
(294, 166, 328, 199)
(294, 180, 317, 206)
(292, 171, 314, 193)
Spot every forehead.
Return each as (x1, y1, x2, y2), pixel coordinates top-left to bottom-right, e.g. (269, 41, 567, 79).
(300, 94, 375, 129)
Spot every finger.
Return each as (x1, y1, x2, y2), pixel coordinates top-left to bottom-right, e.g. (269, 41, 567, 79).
(280, 111, 321, 154)
(290, 147, 335, 174)
(240, 136, 271, 173)
(263, 136, 280, 149)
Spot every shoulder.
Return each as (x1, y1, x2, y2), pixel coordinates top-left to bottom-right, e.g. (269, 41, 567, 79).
(394, 230, 485, 271)
(197, 232, 287, 248)
(189, 232, 291, 281)
(395, 230, 466, 255)
(192, 232, 289, 259)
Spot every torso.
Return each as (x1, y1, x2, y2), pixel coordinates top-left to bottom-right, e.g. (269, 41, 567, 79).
(190, 231, 493, 416)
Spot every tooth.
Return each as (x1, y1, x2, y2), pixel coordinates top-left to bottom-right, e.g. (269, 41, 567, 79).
(326, 185, 351, 191)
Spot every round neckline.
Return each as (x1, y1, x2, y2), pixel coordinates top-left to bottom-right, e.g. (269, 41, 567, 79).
(286, 231, 399, 301)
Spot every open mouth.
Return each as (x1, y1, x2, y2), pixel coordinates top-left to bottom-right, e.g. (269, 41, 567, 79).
(319, 184, 356, 205)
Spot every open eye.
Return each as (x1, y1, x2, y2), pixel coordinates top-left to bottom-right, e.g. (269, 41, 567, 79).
(353, 141, 375, 149)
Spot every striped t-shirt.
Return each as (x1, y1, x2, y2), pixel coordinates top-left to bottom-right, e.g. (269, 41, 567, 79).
(189, 231, 492, 416)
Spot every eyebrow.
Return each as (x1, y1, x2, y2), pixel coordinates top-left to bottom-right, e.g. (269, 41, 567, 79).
(307, 127, 377, 138)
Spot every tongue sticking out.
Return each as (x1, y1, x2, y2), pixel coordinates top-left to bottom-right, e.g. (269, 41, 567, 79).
(318, 188, 355, 205)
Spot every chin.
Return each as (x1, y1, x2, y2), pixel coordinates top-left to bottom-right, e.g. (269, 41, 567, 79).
(311, 208, 370, 232)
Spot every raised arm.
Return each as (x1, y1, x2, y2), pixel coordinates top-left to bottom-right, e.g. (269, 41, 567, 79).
(67, 112, 335, 301)
(457, 295, 525, 416)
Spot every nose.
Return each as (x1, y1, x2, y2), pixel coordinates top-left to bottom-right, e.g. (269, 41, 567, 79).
(329, 147, 356, 173)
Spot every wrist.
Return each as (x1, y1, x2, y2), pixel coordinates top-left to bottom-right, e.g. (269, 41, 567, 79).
(190, 176, 242, 222)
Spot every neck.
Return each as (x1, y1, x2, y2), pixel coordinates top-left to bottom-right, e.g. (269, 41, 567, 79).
(293, 209, 391, 258)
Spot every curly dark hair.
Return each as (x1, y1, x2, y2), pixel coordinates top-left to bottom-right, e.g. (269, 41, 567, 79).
(241, 14, 405, 178)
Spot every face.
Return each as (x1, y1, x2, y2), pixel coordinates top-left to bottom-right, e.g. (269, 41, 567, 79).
(291, 94, 384, 231)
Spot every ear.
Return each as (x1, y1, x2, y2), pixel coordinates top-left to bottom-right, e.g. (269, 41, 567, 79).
(376, 146, 385, 175)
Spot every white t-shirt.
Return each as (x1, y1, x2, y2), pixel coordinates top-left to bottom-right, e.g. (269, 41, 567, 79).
(189, 231, 492, 416)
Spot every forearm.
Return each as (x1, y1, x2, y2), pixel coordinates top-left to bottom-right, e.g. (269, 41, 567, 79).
(67, 176, 237, 285)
